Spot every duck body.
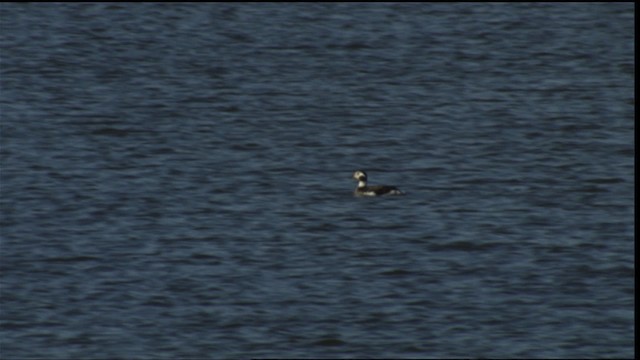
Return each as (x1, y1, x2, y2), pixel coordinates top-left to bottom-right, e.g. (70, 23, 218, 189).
(352, 170, 404, 196)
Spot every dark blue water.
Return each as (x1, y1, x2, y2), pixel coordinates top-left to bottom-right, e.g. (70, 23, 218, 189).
(0, 3, 634, 359)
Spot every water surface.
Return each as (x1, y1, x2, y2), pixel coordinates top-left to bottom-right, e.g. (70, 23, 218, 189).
(0, 3, 634, 359)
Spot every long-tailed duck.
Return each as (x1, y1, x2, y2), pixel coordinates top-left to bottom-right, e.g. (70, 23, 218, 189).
(352, 170, 404, 196)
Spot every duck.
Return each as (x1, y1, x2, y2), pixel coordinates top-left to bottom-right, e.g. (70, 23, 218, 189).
(352, 170, 404, 196)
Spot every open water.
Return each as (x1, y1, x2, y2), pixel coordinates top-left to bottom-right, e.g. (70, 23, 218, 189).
(0, 3, 635, 359)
